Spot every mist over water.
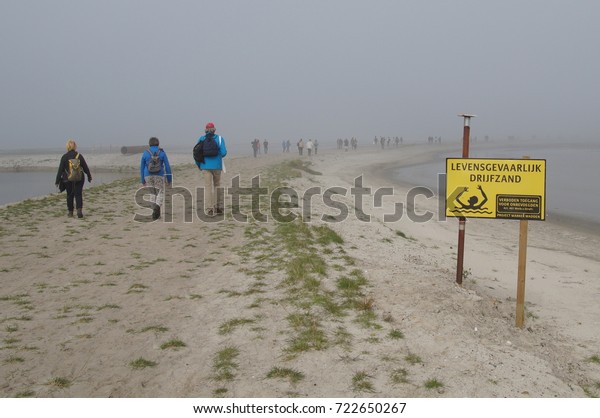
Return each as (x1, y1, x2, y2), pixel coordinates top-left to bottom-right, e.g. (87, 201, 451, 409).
(0, 171, 135, 206)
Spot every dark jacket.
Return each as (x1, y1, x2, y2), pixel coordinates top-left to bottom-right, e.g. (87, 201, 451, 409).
(55, 150, 92, 185)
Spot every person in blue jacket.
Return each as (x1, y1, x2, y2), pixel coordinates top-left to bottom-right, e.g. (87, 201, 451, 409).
(140, 137, 172, 220)
(195, 122, 227, 216)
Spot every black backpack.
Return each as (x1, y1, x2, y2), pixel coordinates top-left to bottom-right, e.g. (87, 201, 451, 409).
(193, 135, 220, 163)
(202, 134, 220, 157)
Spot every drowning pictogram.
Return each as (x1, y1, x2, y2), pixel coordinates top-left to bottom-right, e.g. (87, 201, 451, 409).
(451, 185, 492, 215)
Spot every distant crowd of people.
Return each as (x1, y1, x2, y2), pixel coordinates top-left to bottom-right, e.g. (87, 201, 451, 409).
(295, 139, 318, 156)
(373, 136, 403, 149)
(251, 138, 269, 158)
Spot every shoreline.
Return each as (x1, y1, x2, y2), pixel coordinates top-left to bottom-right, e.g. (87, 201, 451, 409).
(3, 140, 600, 240)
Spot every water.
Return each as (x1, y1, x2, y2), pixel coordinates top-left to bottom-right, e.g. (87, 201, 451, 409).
(0, 171, 135, 206)
(393, 143, 600, 224)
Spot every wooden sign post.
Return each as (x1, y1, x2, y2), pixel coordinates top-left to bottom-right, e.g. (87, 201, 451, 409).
(515, 156, 530, 328)
(515, 218, 528, 328)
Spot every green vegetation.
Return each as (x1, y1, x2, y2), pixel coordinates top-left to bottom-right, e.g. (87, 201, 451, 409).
(266, 367, 305, 384)
(388, 329, 405, 340)
(405, 353, 423, 365)
(213, 346, 239, 382)
(47, 377, 72, 389)
(588, 355, 600, 364)
(218, 317, 257, 335)
(424, 378, 444, 389)
(352, 372, 375, 393)
(390, 368, 409, 385)
(129, 358, 158, 369)
(160, 339, 187, 350)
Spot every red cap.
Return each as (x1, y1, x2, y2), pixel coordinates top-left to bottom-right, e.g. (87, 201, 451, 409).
(205, 122, 215, 130)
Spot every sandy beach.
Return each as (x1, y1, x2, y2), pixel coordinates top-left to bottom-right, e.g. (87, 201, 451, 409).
(1, 144, 599, 398)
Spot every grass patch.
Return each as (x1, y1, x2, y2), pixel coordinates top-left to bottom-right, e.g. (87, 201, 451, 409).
(352, 371, 375, 393)
(424, 378, 444, 389)
(588, 355, 600, 364)
(218, 318, 257, 335)
(15, 390, 35, 398)
(390, 368, 409, 385)
(405, 353, 423, 365)
(313, 225, 344, 245)
(139, 325, 169, 333)
(4, 356, 25, 364)
(6, 324, 18, 332)
(333, 327, 353, 350)
(160, 339, 186, 350)
(285, 312, 328, 356)
(97, 304, 121, 310)
(213, 388, 228, 397)
(127, 283, 149, 293)
(129, 357, 158, 369)
(388, 329, 404, 339)
(266, 367, 305, 384)
(47, 377, 71, 389)
(213, 346, 239, 382)
(287, 160, 322, 176)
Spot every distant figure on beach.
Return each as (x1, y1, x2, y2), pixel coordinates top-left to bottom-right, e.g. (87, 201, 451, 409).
(297, 138, 304, 155)
(140, 137, 172, 220)
(55, 139, 92, 218)
(344, 138, 349, 152)
(286, 139, 291, 153)
(263, 139, 269, 154)
(195, 122, 227, 216)
(252, 139, 259, 158)
(314, 139, 319, 155)
(306, 139, 314, 156)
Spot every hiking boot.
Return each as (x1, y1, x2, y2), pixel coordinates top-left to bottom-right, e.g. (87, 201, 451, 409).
(77, 209, 84, 218)
(215, 207, 224, 215)
(68, 211, 74, 218)
(152, 205, 161, 220)
(206, 208, 214, 217)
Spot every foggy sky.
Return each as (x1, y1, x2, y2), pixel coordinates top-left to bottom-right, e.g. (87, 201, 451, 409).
(1, 0, 599, 150)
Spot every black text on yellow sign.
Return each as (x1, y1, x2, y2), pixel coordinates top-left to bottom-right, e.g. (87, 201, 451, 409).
(446, 158, 546, 220)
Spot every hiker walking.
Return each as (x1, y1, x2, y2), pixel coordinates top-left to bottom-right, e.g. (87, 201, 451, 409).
(252, 139, 259, 158)
(263, 139, 269, 154)
(195, 122, 227, 216)
(140, 137, 172, 220)
(297, 138, 304, 155)
(306, 139, 313, 156)
(55, 139, 92, 218)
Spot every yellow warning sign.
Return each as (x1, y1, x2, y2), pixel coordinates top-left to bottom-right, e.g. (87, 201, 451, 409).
(446, 158, 546, 220)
